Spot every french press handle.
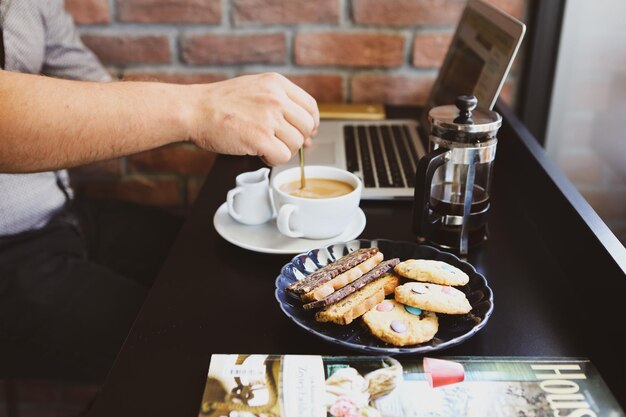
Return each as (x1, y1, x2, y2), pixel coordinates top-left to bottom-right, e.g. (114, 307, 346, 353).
(412, 147, 450, 238)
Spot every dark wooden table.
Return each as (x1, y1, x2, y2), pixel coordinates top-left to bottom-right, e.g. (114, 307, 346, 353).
(88, 104, 626, 416)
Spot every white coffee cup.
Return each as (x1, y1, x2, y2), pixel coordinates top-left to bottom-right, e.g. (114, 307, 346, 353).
(272, 166, 362, 239)
(226, 167, 275, 225)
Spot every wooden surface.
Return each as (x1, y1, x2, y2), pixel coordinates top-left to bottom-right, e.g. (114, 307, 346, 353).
(88, 103, 626, 416)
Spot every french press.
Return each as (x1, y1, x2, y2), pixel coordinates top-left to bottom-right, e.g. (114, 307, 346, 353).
(413, 95, 502, 255)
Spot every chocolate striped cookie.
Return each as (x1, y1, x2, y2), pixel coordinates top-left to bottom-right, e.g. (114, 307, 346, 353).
(286, 248, 379, 295)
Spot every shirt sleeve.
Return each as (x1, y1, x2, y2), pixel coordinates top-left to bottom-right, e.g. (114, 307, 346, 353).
(41, 0, 112, 82)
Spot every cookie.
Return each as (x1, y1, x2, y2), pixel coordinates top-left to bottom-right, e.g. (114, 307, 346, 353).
(303, 259, 400, 310)
(394, 259, 469, 286)
(287, 248, 379, 295)
(315, 273, 400, 325)
(395, 282, 472, 314)
(362, 300, 438, 346)
(301, 252, 384, 302)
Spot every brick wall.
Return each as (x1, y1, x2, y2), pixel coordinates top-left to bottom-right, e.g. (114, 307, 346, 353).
(66, 0, 528, 209)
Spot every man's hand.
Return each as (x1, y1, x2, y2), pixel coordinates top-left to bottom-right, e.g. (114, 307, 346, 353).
(185, 73, 320, 166)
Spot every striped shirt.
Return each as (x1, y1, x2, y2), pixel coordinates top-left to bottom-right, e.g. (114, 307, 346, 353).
(0, 0, 111, 236)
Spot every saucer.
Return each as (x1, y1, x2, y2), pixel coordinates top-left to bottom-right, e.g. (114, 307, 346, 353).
(213, 202, 366, 254)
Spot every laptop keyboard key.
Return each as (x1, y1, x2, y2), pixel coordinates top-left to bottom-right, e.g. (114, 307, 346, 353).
(357, 126, 376, 187)
(403, 125, 420, 163)
(380, 125, 405, 188)
(368, 126, 391, 187)
(343, 125, 359, 173)
(392, 125, 416, 187)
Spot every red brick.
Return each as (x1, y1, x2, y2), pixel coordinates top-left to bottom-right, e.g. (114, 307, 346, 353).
(187, 177, 205, 205)
(81, 34, 171, 65)
(70, 159, 123, 178)
(483, 0, 526, 21)
(352, 0, 465, 26)
(80, 177, 183, 207)
(233, 0, 339, 25)
(412, 33, 453, 68)
(122, 71, 228, 84)
(128, 144, 217, 176)
(351, 74, 435, 105)
(117, 0, 221, 23)
(286, 74, 344, 103)
(65, 0, 110, 24)
(181, 34, 286, 65)
(295, 33, 405, 68)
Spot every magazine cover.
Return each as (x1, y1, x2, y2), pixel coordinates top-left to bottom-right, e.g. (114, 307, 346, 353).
(198, 355, 624, 417)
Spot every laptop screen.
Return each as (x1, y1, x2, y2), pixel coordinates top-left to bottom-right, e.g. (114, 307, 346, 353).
(428, 1, 525, 111)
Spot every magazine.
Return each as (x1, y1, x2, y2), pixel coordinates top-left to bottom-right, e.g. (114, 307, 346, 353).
(198, 355, 624, 417)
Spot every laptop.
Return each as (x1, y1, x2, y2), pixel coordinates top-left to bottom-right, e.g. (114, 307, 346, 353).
(273, 0, 526, 200)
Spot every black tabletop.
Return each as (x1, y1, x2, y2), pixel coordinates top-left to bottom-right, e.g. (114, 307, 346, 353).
(88, 104, 626, 416)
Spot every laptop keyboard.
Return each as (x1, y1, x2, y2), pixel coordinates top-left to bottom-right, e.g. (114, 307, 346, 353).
(344, 124, 420, 188)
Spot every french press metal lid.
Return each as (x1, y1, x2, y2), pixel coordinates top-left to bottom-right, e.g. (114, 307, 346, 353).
(429, 95, 502, 141)
(413, 96, 502, 255)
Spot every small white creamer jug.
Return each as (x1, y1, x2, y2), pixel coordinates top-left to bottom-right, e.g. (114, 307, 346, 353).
(226, 167, 275, 225)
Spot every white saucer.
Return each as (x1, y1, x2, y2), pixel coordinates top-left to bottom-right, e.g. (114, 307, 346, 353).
(213, 202, 366, 254)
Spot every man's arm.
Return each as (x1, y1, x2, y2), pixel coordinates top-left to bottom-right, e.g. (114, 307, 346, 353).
(0, 71, 319, 173)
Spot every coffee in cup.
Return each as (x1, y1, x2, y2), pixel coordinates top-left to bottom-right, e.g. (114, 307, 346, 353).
(272, 166, 362, 239)
(279, 178, 354, 199)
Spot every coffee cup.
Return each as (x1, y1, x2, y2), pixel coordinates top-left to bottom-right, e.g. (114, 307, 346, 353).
(226, 167, 275, 225)
(271, 166, 362, 239)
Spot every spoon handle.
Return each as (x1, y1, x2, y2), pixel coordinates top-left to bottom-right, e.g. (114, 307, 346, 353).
(299, 147, 306, 189)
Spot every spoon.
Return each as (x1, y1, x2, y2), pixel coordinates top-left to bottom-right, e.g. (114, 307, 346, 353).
(299, 147, 306, 189)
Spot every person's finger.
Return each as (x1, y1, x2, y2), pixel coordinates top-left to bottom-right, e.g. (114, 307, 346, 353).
(257, 136, 293, 167)
(279, 78, 320, 130)
(283, 99, 316, 139)
(259, 155, 271, 166)
(274, 120, 305, 155)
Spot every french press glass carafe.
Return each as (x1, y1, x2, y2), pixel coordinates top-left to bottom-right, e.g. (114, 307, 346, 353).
(413, 96, 502, 255)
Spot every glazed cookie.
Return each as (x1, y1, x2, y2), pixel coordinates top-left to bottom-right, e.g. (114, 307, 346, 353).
(362, 300, 438, 346)
(395, 282, 472, 314)
(394, 259, 469, 286)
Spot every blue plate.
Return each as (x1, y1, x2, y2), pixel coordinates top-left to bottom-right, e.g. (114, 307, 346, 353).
(274, 239, 494, 354)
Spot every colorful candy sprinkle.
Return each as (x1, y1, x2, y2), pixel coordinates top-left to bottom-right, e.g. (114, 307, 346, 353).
(404, 305, 422, 316)
(440, 263, 457, 274)
(391, 320, 407, 333)
(376, 300, 394, 312)
(410, 283, 429, 294)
